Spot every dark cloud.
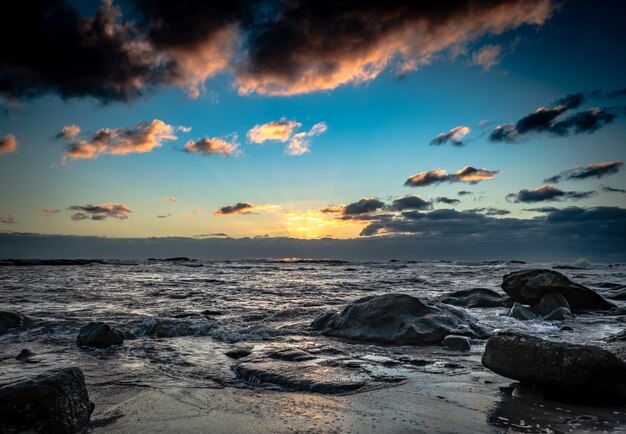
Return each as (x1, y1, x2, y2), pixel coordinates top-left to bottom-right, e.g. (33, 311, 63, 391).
(320, 206, 344, 214)
(214, 202, 256, 216)
(404, 166, 499, 187)
(0, 214, 16, 224)
(430, 126, 470, 147)
(604, 88, 626, 99)
(544, 161, 623, 183)
(473, 207, 511, 216)
(2, 205, 625, 261)
(601, 186, 626, 194)
(343, 198, 385, 215)
(433, 197, 461, 205)
(506, 185, 595, 203)
(458, 190, 473, 196)
(389, 195, 431, 211)
(489, 91, 618, 143)
(67, 203, 131, 221)
(1, 0, 555, 102)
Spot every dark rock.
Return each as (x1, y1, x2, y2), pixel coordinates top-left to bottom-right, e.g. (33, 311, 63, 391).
(311, 294, 491, 345)
(531, 292, 570, 316)
(233, 361, 367, 394)
(225, 348, 252, 359)
(0, 311, 30, 335)
(544, 306, 573, 321)
(607, 330, 626, 342)
(440, 288, 507, 308)
(560, 326, 573, 331)
(501, 269, 615, 311)
(443, 335, 472, 351)
(0, 368, 94, 433)
(509, 303, 539, 321)
(16, 349, 35, 362)
(482, 332, 626, 402)
(161, 257, 193, 262)
(76, 322, 124, 348)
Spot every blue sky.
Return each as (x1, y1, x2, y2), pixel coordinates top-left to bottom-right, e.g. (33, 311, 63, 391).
(0, 0, 625, 258)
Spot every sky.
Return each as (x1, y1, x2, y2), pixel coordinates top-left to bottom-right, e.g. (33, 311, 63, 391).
(0, 0, 625, 260)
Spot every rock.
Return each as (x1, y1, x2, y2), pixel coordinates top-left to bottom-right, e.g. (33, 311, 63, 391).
(311, 294, 491, 345)
(482, 332, 626, 402)
(509, 303, 539, 321)
(607, 330, 626, 342)
(233, 361, 367, 394)
(544, 306, 573, 321)
(76, 322, 124, 348)
(531, 292, 570, 316)
(16, 349, 35, 362)
(439, 288, 507, 308)
(266, 348, 316, 362)
(443, 335, 472, 351)
(0, 311, 30, 335)
(224, 348, 252, 359)
(501, 269, 614, 311)
(0, 367, 94, 433)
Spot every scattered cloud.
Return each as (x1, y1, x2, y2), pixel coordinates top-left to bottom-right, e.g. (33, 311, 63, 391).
(37, 207, 60, 215)
(248, 119, 327, 156)
(0, 214, 16, 224)
(430, 126, 471, 147)
(320, 206, 345, 214)
(157, 214, 171, 219)
(161, 196, 177, 203)
(405, 166, 499, 187)
(248, 119, 301, 143)
(184, 136, 238, 156)
(214, 202, 276, 216)
(474, 207, 511, 216)
(0, 134, 17, 155)
(489, 92, 617, 143)
(389, 195, 432, 211)
(434, 197, 461, 205)
(343, 198, 386, 215)
(55, 125, 80, 139)
(67, 203, 131, 221)
(601, 186, 626, 194)
(458, 190, 473, 196)
(544, 161, 623, 183)
(1, 0, 555, 102)
(63, 119, 176, 162)
(472, 44, 502, 71)
(506, 185, 595, 203)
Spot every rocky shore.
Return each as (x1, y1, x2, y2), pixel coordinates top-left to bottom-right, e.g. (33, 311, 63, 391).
(1, 264, 625, 433)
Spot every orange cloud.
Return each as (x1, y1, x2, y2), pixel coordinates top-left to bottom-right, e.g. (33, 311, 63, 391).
(64, 120, 176, 162)
(161, 196, 177, 203)
(247, 119, 301, 143)
(184, 137, 238, 156)
(234, 0, 554, 95)
(472, 44, 502, 71)
(56, 125, 81, 139)
(0, 134, 17, 155)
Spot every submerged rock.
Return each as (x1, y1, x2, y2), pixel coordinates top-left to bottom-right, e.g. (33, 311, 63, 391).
(439, 288, 507, 308)
(501, 269, 614, 311)
(443, 335, 472, 351)
(0, 311, 31, 335)
(76, 322, 124, 348)
(0, 367, 94, 433)
(225, 348, 252, 359)
(15, 349, 35, 362)
(482, 332, 626, 402)
(509, 303, 539, 321)
(544, 306, 573, 321)
(234, 361, 367, 394)
(532, 292, 570, 316)
(311, 294, 491, 345)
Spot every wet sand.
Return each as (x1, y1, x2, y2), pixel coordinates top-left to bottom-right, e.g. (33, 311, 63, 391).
(87, 359, 626, 433)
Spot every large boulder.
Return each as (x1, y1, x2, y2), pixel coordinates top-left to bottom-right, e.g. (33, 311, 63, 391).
(0, 367, 94, 433)
(501, 269, 614, 311)
(439, 288, 508, 308)
(77, 322, 124, 348)
(311, 294, 490, 345)
(0, 311, 31, 335)
(482, 332, 626, 402)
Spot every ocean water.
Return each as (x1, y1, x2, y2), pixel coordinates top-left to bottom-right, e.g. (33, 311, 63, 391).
(1, 259, 625, 391)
